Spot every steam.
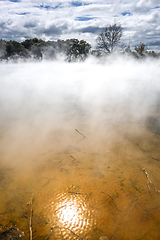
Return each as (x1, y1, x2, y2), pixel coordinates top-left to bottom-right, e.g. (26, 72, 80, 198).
(0, 56, 160, 169)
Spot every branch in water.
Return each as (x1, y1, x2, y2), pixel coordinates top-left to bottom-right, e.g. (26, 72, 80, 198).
(75, 129, 86, 138)
(27, 193, 34, 240)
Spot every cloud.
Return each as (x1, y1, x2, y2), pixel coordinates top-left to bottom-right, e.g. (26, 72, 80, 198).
(149, 41, 160, 46)
(78, 26, 102, 34)
(24, 21, 37, 28)
(70, 1, 91, 7)
(9, 0, 21, 2)
(42, 23, 68, 36)
(35, 3, 62, 10)
(0, 0, 159, 50)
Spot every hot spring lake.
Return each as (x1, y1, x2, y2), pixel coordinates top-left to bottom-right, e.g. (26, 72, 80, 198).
(0, 58, 160, 239)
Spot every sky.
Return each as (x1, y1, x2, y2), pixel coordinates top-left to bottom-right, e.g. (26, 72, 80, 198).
(0, 0, 160, 51)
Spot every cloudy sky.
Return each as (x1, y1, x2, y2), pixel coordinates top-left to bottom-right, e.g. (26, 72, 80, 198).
(0, 0, 160, 50)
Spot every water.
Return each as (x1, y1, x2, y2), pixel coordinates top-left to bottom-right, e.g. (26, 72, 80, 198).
(0, 58, 160, 239)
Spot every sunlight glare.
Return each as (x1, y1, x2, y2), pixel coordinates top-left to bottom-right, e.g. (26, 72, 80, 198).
(57, 196, 86, 229)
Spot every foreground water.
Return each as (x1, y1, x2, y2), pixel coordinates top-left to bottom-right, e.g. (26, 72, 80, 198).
(0, 58, 160, 239)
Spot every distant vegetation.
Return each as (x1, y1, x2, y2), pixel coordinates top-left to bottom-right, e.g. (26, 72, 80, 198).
(96, 23, 123, 53)
(0, 24, 159, 62)
(95, 23, 160, 59)
(0, 38, 91, 61)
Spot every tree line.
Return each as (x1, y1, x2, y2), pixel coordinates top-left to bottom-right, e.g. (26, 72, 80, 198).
(0, 38, 91, 61)
(0, 23, 159, 61)
(95, 23, 159, 58)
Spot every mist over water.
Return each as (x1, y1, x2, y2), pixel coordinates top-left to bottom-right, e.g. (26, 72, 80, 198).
(0, 56, 160, 239)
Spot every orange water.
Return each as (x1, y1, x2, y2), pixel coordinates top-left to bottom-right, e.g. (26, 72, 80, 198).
(0, 115, 160, 240)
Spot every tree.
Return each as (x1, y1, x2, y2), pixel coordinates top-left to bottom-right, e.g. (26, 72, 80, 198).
(6, 41, 14, 57)
(21, 38, 45, 50)
(96, 23, 122, 53)
(0, 40, 6, 58)
(31, 43, 43, 59)
(66, 39, 91, 61)
(135, 42, 146, 55)
(0, 38, 92, 61)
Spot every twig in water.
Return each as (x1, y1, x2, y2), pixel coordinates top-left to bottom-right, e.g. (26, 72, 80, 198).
(154, 188, 160, 193)
(75, 129, 86, 138)
(152, 157, 160, 162)
(65, 227, 83, 239)
(27, 193, 34, 240)
(49, 226, 83, 240)
(110, 229, 117, 240)
(68, 191, 90, 195)
(130, 201, 137, 211)
(101, 192, 121, 212)
(142, 168, 160, 193)
(101, 192, 114, 200)
(142, 168, 152, 189)
(70, 155, 76, 162)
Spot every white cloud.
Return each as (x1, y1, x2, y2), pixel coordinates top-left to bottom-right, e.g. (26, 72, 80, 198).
(0, 0, 159, 50)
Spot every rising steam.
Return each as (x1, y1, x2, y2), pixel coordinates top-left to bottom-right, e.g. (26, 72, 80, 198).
(0, 56, 160, 169)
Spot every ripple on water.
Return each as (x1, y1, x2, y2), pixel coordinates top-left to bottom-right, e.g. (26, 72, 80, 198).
(43, 191, 96, 239)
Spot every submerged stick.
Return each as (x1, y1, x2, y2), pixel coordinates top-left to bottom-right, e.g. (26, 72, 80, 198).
(101, 192, 114, 200)
(152, 157, 160, 162)
(50, 226, 83, 240)
(75, 129, 86, 138)
(68, 191, 90, 195)
(142, 168, 152, 189)
(70, 155, 76, 162)
(142, 168, 160, 193)
(155, 188, 160, 193)
(27, 193, 34, 240)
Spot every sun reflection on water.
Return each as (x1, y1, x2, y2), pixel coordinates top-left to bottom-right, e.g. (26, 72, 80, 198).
(57, 199, 85, 228)
(45, 191, 95, 239)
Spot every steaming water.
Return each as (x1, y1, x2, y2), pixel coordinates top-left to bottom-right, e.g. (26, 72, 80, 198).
(0, 56, 160, 239)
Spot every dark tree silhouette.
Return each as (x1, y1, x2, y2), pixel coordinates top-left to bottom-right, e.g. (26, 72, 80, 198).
(96, 23, 122, 53)
(135, 42, 146, 55)
(67, 39, 91, 61)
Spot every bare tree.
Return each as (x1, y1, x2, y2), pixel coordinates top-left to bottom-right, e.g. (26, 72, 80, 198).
(135, 42, 146, 54)
(96, 23, 123, 53)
